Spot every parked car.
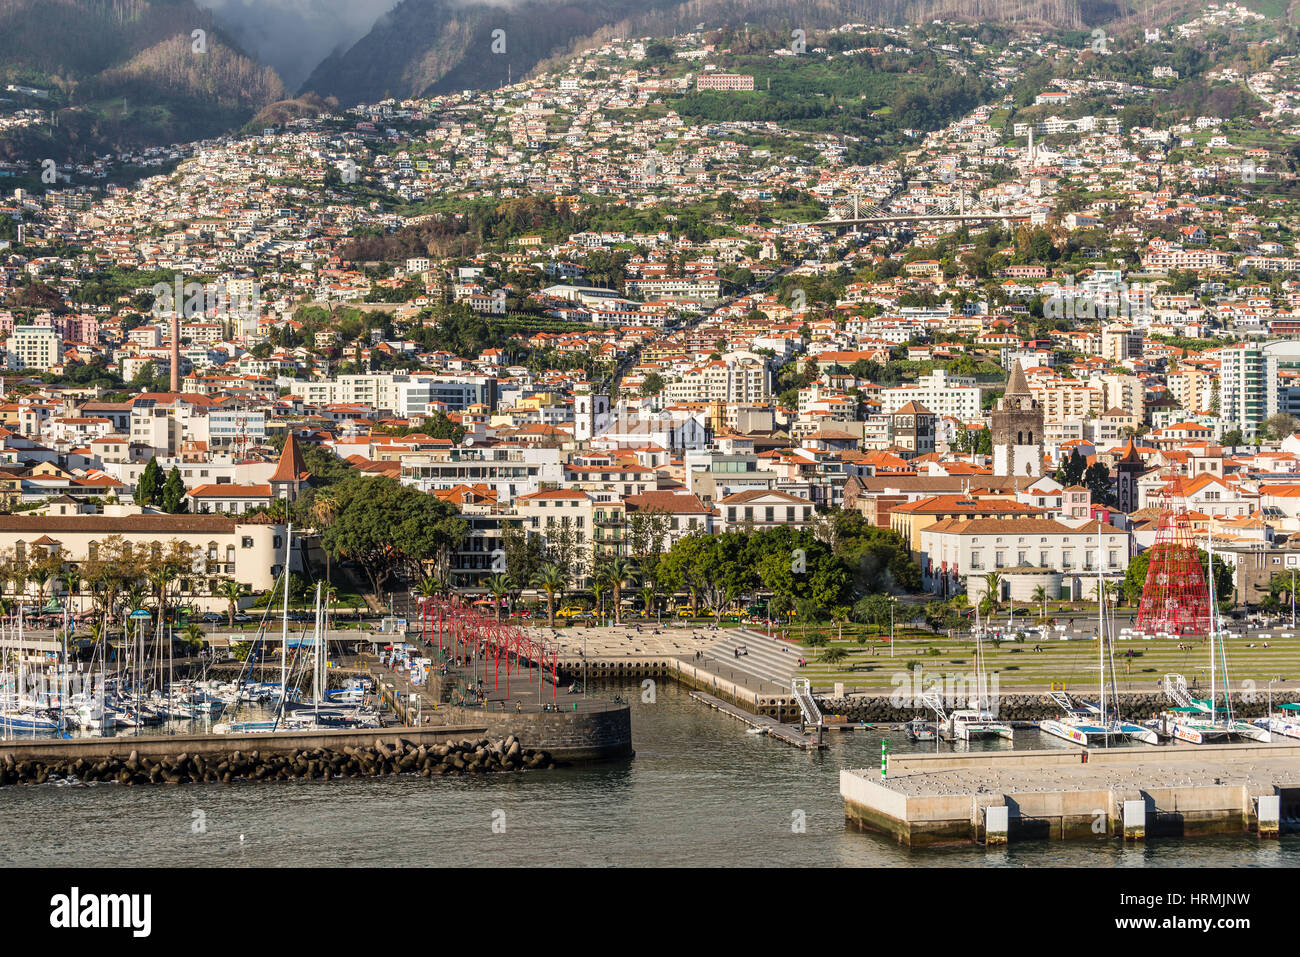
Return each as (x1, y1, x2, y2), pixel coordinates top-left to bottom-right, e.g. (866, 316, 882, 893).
(201, 612, 224, 623)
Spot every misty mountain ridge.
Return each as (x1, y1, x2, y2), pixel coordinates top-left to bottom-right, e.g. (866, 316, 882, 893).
(0, 0, 1222, 160)
(0, 0, 285, 161)
(294, 0, 1146, 106)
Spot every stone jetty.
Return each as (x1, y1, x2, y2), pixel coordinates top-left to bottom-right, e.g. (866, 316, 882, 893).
(0, 735, 555, 787)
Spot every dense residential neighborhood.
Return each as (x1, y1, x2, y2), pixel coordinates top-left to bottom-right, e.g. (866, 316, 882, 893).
(3, 7, 1300, 622)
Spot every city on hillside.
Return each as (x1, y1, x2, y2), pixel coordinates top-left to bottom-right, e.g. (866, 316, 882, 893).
(4, 0, 1300, 883)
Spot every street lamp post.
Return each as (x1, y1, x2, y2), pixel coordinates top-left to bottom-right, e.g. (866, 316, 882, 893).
(889, 597, 895, 658)
(1291, 570, 1295, 630)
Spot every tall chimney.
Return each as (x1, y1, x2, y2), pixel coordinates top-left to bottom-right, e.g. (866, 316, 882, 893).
(169, 313, 180, 392)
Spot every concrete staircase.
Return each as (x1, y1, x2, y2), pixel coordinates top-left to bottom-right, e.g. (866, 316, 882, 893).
(706, 628, 799, 687)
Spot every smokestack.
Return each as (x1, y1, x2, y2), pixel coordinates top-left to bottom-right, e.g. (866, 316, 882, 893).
(170, 313, 180, 392)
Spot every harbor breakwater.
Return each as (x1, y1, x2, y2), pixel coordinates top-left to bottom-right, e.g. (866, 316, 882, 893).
(0, 733, 556, 787)
(425, 704, 634, 762)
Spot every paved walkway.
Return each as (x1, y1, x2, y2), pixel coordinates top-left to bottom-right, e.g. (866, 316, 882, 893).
(359, 646, 622, 724)
(875, 747, 1300, 798)
(526, 623, 723, 659)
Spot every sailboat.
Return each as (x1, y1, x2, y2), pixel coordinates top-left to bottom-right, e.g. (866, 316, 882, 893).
(1, 604, 72, 736)
(943, 619, 1013, 742)
(1159, 526, 1270, 744)
(280, 583, 379, 729)
(1039, 517, 1158, 746)
(215, 525, 295, 735)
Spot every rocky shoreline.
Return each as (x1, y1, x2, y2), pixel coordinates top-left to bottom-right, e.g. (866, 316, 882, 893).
(0, 736, 556, 787)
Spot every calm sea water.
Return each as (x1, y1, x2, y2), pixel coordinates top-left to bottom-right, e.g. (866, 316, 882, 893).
(1, 682, 1296, 867)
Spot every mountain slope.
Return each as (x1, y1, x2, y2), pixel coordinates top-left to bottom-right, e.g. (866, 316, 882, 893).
(301, 0, 1146, 106)
(299, 0, 685, 104)
(0, 0, 283, 161)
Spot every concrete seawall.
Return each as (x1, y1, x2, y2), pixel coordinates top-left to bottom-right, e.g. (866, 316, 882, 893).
(0, 704, 635, 767)
(426, 704, 633, 763)
(665, 659, 797, 720)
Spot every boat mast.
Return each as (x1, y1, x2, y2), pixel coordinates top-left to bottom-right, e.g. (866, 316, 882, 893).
(278, 523, 292, 716)
(1097, 513, 1105, 731)
(1206, 521, 1217, 725)
(313, 581, 322, 713)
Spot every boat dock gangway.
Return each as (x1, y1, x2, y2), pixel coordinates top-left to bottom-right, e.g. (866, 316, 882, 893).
(1163, 673, 1201, 710)
(791, 678, 823, 732)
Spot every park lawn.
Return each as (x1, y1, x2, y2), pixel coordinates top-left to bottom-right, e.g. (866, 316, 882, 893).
(797, 632, 1300, 694)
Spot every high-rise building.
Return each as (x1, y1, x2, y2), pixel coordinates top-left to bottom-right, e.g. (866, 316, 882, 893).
(1219, 343, 1277, 441)
(6, 325, 61, 371)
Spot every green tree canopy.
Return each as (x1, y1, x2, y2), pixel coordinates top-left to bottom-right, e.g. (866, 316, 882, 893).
(160, 465, 188, 514)
(134, 456, 162, 507)
(320, 476, 468, 597)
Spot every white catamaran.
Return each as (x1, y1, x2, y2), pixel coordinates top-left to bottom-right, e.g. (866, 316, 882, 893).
(1254, 701, 1300, 741)
(943, 624, 1013, 742)
(1158, 528, 1270, 744)
(1039, 517, 1158, 747)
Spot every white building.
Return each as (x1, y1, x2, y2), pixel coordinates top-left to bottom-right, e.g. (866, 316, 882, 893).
(7, 325, 62, 371)
(921, 517, 1128, 598)
(1219, 343, 1278, 440)
(880, 369, 981, 422)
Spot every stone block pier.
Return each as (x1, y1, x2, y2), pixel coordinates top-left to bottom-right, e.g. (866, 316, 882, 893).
(841, 742, 1300, 845)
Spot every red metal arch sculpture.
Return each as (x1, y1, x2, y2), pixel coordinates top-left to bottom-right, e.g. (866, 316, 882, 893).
(416, 595, 559, 702)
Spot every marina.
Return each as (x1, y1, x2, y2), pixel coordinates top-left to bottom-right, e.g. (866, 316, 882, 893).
(3, 680, 1297, 869)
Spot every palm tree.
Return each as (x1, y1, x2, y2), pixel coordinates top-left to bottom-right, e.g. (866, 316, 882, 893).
(214, 580, 248, 627)
(311, 493, 339, 585)
(982, 571, 1003, 619)
(125, 584, 148, 619)
(831, 604, 850, 642)
(147, 565, 171, 629)
(591, 579, 607, 626)
(266, 497, 289, 523)
(31, 552, 62, 613)
(414, 577, 440, 601)
(1031, 585, 1047, 622)
(486, 573, 510, 623)
(601, 557, 637, 625)
(59, 569, 81, 615)
(638, 565, 659, 622)
(532, 564, 566, 629)
(181, 622, 204, 656)
(818, 646, 848, 665)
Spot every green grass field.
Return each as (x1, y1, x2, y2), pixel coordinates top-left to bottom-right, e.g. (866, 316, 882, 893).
(791, 630, 1299, 694)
